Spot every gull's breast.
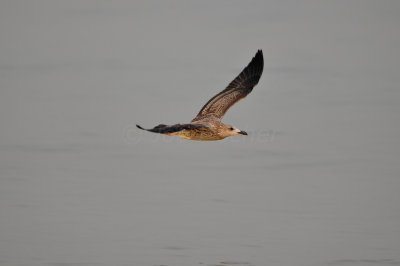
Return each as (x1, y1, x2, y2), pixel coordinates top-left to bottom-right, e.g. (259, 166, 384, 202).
(176, 128, 223, 141)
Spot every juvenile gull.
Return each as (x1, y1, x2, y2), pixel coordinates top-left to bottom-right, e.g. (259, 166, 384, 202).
(137, 50, 264, 141)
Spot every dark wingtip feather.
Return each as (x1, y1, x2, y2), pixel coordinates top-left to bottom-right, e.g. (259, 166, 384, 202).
(252, 49, 264, 69)
(136, 124, 145, 130)
(237, 49, 264, 86)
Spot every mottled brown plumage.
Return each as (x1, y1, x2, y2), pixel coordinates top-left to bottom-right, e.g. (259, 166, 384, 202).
(137, 50, 264, 141)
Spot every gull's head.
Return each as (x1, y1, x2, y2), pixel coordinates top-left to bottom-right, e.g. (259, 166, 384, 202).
(220, 124, 247, 138)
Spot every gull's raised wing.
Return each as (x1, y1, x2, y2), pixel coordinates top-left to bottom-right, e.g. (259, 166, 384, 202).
(192, 50, 263, 122)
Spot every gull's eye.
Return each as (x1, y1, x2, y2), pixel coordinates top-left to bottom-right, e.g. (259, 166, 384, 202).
(230, 127, 234, 130)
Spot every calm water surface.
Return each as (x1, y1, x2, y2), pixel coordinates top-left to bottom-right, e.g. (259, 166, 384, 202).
(1, 1, 399, 266)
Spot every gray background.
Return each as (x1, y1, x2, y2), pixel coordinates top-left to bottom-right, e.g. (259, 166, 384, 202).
(1, 1, 399, 266)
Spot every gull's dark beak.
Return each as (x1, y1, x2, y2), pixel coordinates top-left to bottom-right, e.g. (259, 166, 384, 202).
(238, 130, 248, 135)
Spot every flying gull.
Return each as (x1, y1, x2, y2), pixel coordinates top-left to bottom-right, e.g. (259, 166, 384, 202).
(137, 50, 264, 141)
